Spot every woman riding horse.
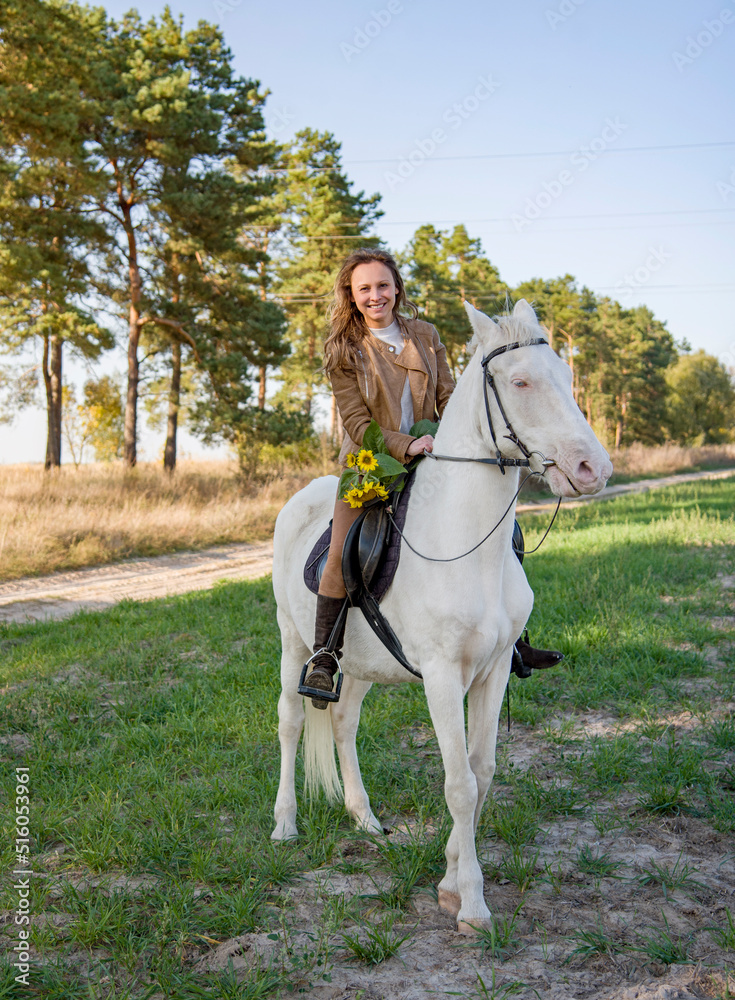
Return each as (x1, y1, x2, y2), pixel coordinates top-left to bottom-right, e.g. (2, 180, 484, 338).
(301, 247, 562, 708)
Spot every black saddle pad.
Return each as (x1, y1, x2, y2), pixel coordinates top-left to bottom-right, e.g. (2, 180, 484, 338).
(304, 474, 415, 603)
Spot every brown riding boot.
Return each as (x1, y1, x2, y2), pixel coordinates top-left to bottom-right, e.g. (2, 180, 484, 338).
(511, 630, 564, 679)
(302, 595, 348, 710)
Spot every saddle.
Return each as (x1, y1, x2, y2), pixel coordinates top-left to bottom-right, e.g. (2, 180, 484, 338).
(303, 475, 526, 680)
(304, 472, 415, 603)
(303, 473, 421, 677)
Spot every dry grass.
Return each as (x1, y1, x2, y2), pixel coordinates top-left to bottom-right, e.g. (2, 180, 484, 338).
(0, 458, 335, 582)
(1, 443, 734, 583)
(610, 442, 735, 479)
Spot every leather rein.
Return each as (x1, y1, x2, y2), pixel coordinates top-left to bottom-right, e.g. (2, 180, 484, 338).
(388, 336, 562, 563)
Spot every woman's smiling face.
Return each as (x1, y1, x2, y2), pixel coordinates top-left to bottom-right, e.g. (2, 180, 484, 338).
(350, 261, 398, 329)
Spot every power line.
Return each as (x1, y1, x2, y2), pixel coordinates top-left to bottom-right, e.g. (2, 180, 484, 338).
(362, 207, 735, 226)
(499, 219, 735, 234)
(597, 284, 735, 292)
(276, 217, 735, 241)
(274, 284, 735, 302)
(343, 139, 735, 166)
(267, 139, 735, 175)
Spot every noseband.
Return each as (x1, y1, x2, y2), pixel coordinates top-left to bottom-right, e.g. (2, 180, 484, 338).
(427, 337, 556, 475)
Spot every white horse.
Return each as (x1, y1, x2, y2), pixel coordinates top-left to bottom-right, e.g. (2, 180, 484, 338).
(271, 300, 612, 934)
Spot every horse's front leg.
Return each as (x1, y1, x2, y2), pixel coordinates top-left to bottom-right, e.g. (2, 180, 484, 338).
(331, 673, 382, 835)
(439, 652, 511, 916)
(424, 666, 491, 935)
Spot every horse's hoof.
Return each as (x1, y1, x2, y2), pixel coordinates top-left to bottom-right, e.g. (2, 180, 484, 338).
(457, 917, 493, 936)
(355, 814, 383, 836)
(271, 825, 298, 841)
(438, 889, 461, 918)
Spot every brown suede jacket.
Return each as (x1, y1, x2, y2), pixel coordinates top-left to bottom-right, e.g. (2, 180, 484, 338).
(331, 318, 456, 465)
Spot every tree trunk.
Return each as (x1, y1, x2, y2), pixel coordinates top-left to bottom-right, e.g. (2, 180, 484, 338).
(163, 340, 181, 472)
(43, 333, 63, 470)
(615, 396, 627, 448)
(559, 328, 577, 401)
(122, 198, 141, 468)
(257, 250, 268, 411)
(305, 323, 315, 419)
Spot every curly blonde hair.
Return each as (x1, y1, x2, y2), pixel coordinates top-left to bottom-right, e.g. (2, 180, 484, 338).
(323, 248, 418, 374)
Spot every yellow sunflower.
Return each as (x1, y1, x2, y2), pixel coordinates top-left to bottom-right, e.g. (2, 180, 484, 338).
(356, 449, 378, 473)
(373, 483, 389, 500)
(343, 485, 364, 509)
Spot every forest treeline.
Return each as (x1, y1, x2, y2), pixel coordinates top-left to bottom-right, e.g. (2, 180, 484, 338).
(1, 1, 733, 473)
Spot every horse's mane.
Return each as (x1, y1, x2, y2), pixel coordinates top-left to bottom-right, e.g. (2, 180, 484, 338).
(466, 304, 546, 357)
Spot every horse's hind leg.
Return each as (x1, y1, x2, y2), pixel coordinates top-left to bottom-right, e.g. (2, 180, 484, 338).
(331, 674, 382, 835)
(272, 609, 309, 841)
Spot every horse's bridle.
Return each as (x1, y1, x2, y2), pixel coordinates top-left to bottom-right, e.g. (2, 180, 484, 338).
(387, 336, 561, 565)
(425, 337, 557, 476)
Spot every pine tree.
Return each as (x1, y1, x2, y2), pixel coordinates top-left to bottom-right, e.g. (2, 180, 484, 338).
(0, 0, 112, 467)
(145, 152, 284, 470)
(513, 275, 597, 404)
(276, 129, 382, 419)
(81, 7, 274, 467)
(593, 300, 676, 447)
(401, 225, 507, 377)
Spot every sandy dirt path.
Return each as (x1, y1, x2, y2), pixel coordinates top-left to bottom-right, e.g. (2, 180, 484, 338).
(1, 467, 732, 625)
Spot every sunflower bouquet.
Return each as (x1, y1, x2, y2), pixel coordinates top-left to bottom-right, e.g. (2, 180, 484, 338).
(338, 420, 407, 509)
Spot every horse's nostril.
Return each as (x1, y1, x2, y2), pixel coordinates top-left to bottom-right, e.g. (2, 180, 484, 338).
(577, 460, 596, 483)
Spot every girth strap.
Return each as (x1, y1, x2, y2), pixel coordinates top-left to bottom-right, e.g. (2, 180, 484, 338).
(342, 507, 423, 680)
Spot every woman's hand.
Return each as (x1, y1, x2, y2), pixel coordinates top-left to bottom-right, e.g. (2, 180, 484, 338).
(406, 434, 434, 457)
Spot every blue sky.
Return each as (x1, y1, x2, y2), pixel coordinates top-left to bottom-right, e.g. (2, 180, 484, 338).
(3, 0, 734, 462)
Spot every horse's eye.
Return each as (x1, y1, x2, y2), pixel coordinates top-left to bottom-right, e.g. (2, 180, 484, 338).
(512, 379, 527, 388)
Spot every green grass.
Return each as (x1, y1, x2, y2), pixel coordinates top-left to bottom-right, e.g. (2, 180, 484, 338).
(0, 477, 733, 996)
(635, 854, 707, 899)
(339, 912, 414, 965)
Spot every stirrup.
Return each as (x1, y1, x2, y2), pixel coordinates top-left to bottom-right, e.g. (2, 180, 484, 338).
(297, 650, 344, 704)
(511, 645, 533, 679)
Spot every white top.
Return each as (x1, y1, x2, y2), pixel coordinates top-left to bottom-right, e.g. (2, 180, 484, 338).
(367, 321, 415, 435)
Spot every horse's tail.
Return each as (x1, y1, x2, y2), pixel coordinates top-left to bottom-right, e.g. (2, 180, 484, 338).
(303, 701, 342, 802)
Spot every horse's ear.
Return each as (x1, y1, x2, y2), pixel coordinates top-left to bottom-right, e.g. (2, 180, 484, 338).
(512, 299, 538, 326)
(464, 300, 500, 346)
